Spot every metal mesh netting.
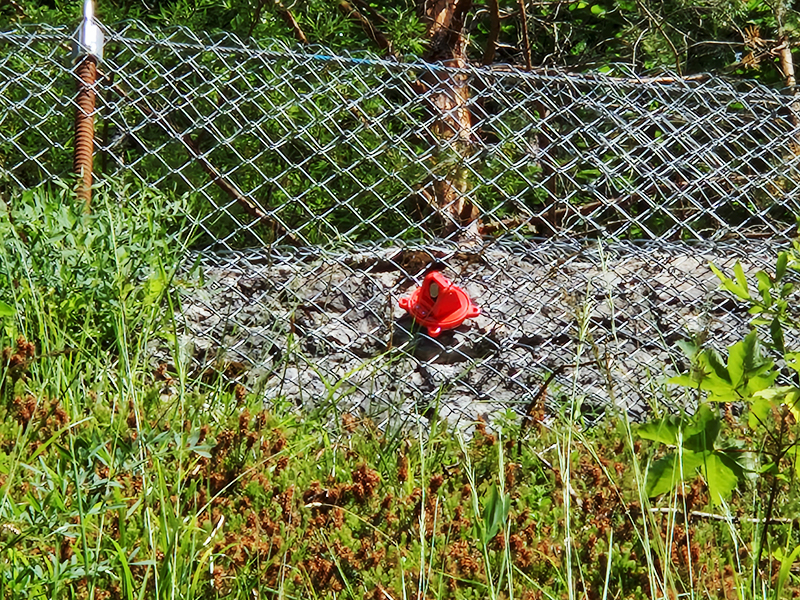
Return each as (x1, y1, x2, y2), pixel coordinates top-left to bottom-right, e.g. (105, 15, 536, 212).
(1, 22, 799, 427)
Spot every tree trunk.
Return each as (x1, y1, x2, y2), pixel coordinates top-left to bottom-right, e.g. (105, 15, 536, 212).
(417, 0, 481, 241)
(775, 0, 800, 154)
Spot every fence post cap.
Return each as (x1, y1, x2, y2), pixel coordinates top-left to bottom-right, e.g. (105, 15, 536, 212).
(72, 0, 104, 63)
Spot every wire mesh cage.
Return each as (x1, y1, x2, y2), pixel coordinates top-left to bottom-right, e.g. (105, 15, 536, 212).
(1, 22, 799, 428)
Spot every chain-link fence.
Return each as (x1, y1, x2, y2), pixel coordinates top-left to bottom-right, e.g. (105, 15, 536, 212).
(2, 22, 799, 428)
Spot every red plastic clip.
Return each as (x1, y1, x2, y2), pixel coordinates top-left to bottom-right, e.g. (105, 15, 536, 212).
(398, 271, 480, 337)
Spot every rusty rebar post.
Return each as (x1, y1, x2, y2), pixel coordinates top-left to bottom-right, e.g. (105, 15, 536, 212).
(74, 56, 97, 207)
(72, 0, 103, 209)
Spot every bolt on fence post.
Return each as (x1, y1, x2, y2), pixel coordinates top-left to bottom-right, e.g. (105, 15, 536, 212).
(71, 0, 103, 209)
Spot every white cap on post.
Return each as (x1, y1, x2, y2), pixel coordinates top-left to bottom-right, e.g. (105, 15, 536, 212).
(72, 0, 104, 63)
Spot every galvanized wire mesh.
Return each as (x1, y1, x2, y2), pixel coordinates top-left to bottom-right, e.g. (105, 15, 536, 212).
(1, 22, 799, 427)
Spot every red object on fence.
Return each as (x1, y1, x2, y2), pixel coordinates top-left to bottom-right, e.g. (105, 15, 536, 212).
(399, 271, 480, 337)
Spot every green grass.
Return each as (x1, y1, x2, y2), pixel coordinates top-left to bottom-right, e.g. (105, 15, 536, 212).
(0, 182, 799, 599)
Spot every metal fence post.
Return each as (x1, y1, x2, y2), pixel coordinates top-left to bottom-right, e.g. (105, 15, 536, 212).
(72, 0, 103, 209)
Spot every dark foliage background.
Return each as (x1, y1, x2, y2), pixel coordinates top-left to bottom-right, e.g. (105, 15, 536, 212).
(1, 0, 797, 80)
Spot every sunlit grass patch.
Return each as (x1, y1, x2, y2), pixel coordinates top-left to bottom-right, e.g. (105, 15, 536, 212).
(0, 183, 798, 599)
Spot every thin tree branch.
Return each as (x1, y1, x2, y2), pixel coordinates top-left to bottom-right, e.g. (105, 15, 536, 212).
(488, 64, 709, 85)
(351, 0, 388, 24)
(634, 0, 682, 75)
(246, 0, 268, 38)
(180, 133, 276, 227)
(339, 1, 393, 54)
(518, 0, 532, 70)
(775, 0, 799, 153)
(516, 365, 567, 455)
(422, 0, 473, 59)
(3, 0, 26, 17)
(104, 75, 299, 245)
(777, 38, 797, 88)
(274, 0, 308, 45)
(482, 0, 500, 65)
(650, 507, 796, 525)
(417, 0, 482, 242)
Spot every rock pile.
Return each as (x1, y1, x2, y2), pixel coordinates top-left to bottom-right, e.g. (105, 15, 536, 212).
(171, 239, 783, 429)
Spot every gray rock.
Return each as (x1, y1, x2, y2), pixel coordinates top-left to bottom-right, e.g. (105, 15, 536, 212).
(165, 239, 791, 432)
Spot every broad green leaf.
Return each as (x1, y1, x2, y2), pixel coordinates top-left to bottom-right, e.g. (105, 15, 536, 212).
(753, 386, 799, 401)
(776, 252, 788, 282)
(668, 373, 700, 388)
(481, 484, 510, 544)
(717, 448, 749, 480)
(734, 262, 749, 296)
(723, 446, 756, 480)
(676, 334, 777, 403)
(755, 271, 772, 305)
(0, 300, 14, 318)
(646, 450, 705, 497)
(787, 353, 800, 373)
(759, 462, 779, 476)
(683, 404, 717, 437)
(727, 337, 747, 388)
(638, 415, 681, 446)
(670, 349, 738, 401)
(775, 544, 800, 600)
(646, 452, 681, 497)
(701, 452, 740, 506)
(643, 403, 746, 503)
(771, 317, 786, 354)
(639, 406, 719, 449)
(704, 348, 731, 385)
(741, 329, 760, 370)
(748, 361, 778, 382)
(683, 406, 720, 453)
(675, 339, 699, 361)
(754, 387, 800, 422)
(710, 262, 749, 300)
(746, 373, 779, 399)
(749, 396, 773, 430)
(703, 382, 739, 403)
(728, 330, 765, 389)
(647, 449, 742, 506)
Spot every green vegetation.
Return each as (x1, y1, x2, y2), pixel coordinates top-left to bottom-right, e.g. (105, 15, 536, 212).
(3, 0, 798, 247)
(1, 0, 800, 597)
(2, 0, 797, 78)
(1, 184, 800, 598)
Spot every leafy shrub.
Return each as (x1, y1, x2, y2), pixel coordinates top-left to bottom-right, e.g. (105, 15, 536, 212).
(0, 180, 189, 352)
(640, 242, 800, 570)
